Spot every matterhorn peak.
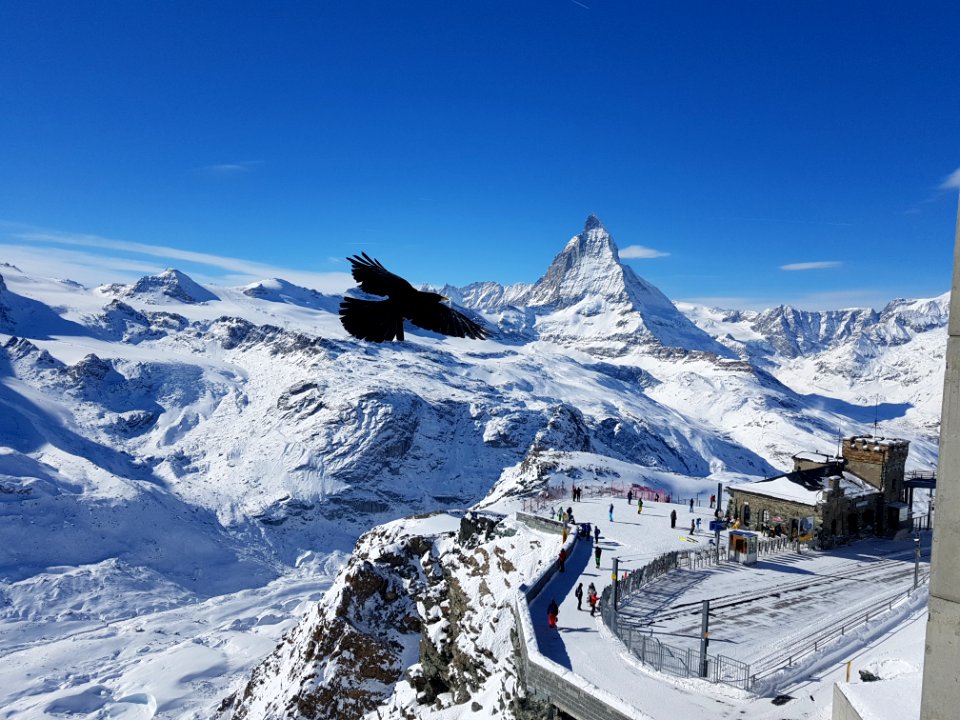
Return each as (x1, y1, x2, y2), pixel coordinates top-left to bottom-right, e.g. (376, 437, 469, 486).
(514, 216, 734, 356)
(523, 215, 627, 308)
(584, 214, 605, 231)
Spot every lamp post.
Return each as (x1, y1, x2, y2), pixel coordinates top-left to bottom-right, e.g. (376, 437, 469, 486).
(915, 535, 921, 590)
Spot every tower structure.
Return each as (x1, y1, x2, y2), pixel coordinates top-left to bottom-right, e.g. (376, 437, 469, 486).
(841, 436, 909, 503)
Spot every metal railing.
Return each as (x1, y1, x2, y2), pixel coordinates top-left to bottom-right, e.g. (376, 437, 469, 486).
(600, 551, 755, 691)
(602, 538, 817, 693)
(748, 575, 930, 692)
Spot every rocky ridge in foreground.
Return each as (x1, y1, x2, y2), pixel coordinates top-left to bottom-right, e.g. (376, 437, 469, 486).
(219, 512, 553, 720)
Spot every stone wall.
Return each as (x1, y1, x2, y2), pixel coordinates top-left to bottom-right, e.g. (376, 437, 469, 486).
(729, 488, 883, 538)
(729, 490, 816, 534)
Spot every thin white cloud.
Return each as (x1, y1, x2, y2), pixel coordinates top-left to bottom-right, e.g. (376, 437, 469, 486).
(620, 244, 670, 259)
(195, 161, 261, 176)
(2, 225, 354, 293)
(940, 166, 960, 190)
(780, 261, 842, 271)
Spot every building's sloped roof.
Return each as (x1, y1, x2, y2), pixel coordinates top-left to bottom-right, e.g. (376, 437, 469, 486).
(728, 467, 878, 507)
(792, 451, 837, 463)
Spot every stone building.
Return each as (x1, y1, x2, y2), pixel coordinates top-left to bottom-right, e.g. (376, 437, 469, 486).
(726, 436, 911, 540)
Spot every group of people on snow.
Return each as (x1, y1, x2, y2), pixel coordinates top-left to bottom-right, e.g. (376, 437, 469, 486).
(572, 581, 599, 617)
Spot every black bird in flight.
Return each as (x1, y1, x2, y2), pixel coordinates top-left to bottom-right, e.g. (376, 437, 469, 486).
(339, 253, 487, 342)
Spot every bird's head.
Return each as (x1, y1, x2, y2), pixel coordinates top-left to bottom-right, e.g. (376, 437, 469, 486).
(423, 292, 449, 304)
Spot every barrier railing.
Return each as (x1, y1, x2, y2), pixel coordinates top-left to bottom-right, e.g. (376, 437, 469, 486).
(600, 551, 754, 691)
(748, 576, 930, 692)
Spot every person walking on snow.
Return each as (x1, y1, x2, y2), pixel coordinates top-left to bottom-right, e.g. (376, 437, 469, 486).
(696, 517, 702, 532)
(689, 498, 694, 513)
(594, 545, 602, 569)
(547, 599, 559, 629)
(562, 524, 569, 543)
(589, 589, 599, 616)
(627, 489, 633, 505)
(558, 547, 567, 573)
(690, 518, 696, 535)
(608, 503, 614, 522)
(594, 525, 600, 543)
(670, 508, 677, 528)
(575, 582, 584, 610)
(637, 497, 643, 514)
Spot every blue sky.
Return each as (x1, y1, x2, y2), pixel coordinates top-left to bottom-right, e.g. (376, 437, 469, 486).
(1, 1, 958, 309)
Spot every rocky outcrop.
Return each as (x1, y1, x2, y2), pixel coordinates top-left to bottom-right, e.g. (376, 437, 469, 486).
(93, 300, 188, 343)
(0, 274, 12, 331)
(220, 514, 546, 720)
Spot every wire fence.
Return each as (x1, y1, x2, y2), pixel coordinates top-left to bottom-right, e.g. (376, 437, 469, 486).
(602, 536, 844, 693)
(600, 550, 754, 691)
(518, 480, 724, 514)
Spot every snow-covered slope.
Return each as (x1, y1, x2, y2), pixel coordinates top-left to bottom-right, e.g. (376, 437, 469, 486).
(0, 216, 948, 718)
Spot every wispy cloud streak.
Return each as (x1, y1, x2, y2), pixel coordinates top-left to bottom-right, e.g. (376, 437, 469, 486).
(620, 244, 670, 259)
(780, 261, 842, 271)
(941, 166, 960, 190)
(2, 224, 353, 292)
(195, 161, 261, 176)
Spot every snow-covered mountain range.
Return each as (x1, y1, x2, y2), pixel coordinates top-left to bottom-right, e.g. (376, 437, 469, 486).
(0, 217, 947, 718)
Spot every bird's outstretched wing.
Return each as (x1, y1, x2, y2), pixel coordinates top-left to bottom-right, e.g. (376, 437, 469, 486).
(347, 253, 413, 297)
(407, 300, 487, 340)
(339, 296, 405, 342)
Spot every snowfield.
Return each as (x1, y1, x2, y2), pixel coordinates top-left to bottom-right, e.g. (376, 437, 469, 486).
(0, 218, 946, 718)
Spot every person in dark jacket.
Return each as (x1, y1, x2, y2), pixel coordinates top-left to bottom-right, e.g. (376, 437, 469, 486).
(558, 547, 567, 572)
(594, 545, 602, 569)
(547, 599, 559, 629)
(593, 525, 600, 543)
(670, 509, 677, 528)
(575, 582, 584, 610)
(627, 489, 633, 505)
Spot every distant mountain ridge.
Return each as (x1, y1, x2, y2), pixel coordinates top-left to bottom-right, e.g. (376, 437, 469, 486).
(0, 216, 948, 719)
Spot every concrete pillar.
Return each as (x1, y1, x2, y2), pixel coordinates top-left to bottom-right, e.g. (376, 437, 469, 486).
(920, 194, 960, 719)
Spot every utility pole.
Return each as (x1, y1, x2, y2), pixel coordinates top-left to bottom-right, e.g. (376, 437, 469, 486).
(612, 556, 620, 612)
(699, 599, 710, 678)
(715, 481, 723, 563)
(915, 535, 921, 590)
